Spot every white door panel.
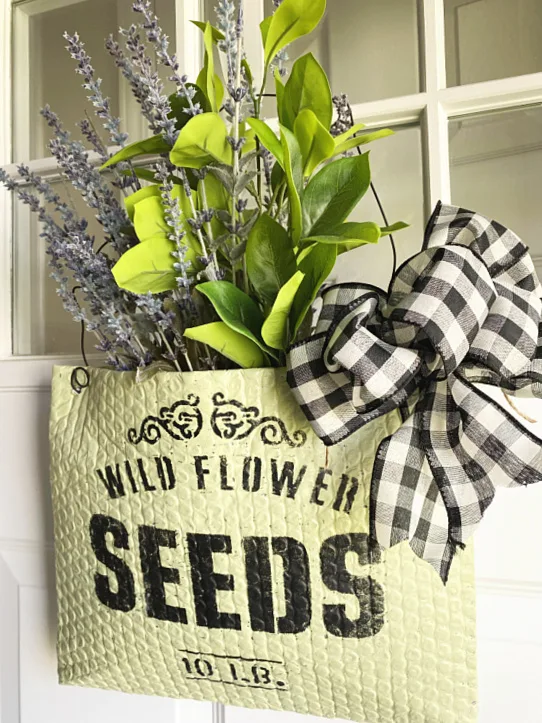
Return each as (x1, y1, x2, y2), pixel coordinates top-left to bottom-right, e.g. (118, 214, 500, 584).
(477, 591, 542, 722)
(0, 390, 53, 543)
(0, 541, 214, 722)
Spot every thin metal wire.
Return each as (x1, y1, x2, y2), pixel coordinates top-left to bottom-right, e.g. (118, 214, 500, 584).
(346, 104, 398, 278)
(72, 286, 89, 367)
(370, 181, 397, 277)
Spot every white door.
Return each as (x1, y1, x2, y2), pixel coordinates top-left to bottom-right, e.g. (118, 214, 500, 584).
(1, 0, 542, 721)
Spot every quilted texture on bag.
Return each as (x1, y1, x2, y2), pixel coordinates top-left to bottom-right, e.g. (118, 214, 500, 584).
(49, 366, 477, 723)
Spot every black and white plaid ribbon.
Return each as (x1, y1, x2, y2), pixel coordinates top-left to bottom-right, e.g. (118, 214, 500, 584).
(287, 203, 542, 582)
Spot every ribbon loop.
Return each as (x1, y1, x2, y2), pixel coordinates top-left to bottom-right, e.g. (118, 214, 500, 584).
(287, 203, 542, 582)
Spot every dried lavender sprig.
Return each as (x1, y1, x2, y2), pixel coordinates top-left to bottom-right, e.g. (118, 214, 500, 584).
(105, 35, 160, 134)
(79, 117, 108, 161)
(176, 166, 220, 282)
(0, 171, 151, 369)
(15, 164, 88, 237)
(227, 3, 249, 289)
(119, 24, 177, 144)
(41, 105, 131, 253)
(153, 161, 193, 290)
(0, 168, 128, 357)
(216, 0, 238, 86)
(131, 0, 202, 117)
(64, 31, 128, 147)
(79, 114, 141, 193)
(135, 293, 190, 372)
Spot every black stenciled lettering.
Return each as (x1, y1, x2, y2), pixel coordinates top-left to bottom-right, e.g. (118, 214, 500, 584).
(194, 455, 210, 490)
(155, 456, 176, 490)
(272, 537, 311, 634)
(244, 537, 274, 633)
(138, 525, 187, 623)
(136, 458, 156, 492)
(89, 514, 135, 612)
(242, 456, 262, 492)
(320, 533, 385, 638)
(271, 460, 307, 499)
(332, 474, 360, 514)
(124, 460, 139, 494)
(96, 465, 125, 498)
(310, 468, 332, 506)
(187, 534, 241, 630)
(220, 455, 233, 490)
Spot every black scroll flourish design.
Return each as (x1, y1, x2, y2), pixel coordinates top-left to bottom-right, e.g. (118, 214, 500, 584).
(128, 395, 202, 445)
(210, 393, 307, 448)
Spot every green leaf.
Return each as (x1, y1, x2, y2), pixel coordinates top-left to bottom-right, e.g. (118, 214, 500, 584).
(334, 128, 394, 156)
(294, 108, 335, 176)
(246, 213, 296, 305)
(275, 69, 286, 125)
(260, 16, 272, 45)
(170, 112, 232, 169)
(196, 23, 220, 112)
(280, 125, 304, 244)
(191, 21, 253, 85)
(112, 235, 177, 293)
(185, 322, 267, 368)
(262, 271, 305, 350)
(121, 167, 199, 190)
(169, 84, 209, 127)
(241, 123, 256, 154)
(132, 191, 193, 242)
(101, 134, 170, 170)
(131, 190, 202, 266)
(271, 161, 285, 191)
(303, 221, 381, 254)
(196, 281, 267, 352)
(264, 0, 326, 68)
(302, 153, 371, 237)
(196, 70, 224, 113)
(124, 185, 161, 221)
(304, 221, 381, 245)
(290, 244, 336, 337)
(381, 221, 409, 236)
(191, 20, 225, 42)
(332, 122, 366, 147)
(242, 58, 254, 88)
(246, 118, 284, 166)
(199, 173, 229, 238)
(282, 53, 332, 131)
(133, 196, 170, 240)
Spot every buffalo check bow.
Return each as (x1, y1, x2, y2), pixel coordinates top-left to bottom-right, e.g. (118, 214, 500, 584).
(287, 202, 542, 582)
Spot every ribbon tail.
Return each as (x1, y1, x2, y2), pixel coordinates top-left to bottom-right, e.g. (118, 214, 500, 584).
(450, 374, 542, 490)
(370, 402, 455, 582)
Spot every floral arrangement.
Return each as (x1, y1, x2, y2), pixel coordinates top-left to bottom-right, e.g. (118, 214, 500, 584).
(1, 0, 405, 372)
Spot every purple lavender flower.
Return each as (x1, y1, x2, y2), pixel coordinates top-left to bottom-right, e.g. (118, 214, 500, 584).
(41, 105, 131, 254)
(64, 31, 128, 147)
(119, 23, 178, 144)
(132, 0, 202, 117)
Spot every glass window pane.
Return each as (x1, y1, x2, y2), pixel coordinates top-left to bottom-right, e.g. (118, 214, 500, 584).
(203, 0, 420, 107)
(24, 0, 177, 160)
(445, 0, 542, 87)
(449, 107, 542, 253)
(333, 126, 425, 289)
